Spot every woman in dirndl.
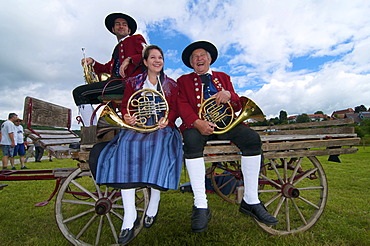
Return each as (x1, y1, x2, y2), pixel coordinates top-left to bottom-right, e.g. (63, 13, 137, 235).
(95, 45, 183, 244)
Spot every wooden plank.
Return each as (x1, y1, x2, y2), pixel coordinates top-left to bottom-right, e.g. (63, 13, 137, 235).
(26, 133, 78, 139)
(53, 167, 78, 178)
(263, 147, 358, 159)
(204, 138, 361, 154)
(251, 118, 354, 131)
(39, 138, 80, 146)
(204, 154, 241, 163)
(264, 126, 354, 135)
(23, 97, 71, 129)
(204, 147, 358, 162)
(262, 138, 361, 151)
(25, 129, 72, 134)
(260, 134, 357, 142)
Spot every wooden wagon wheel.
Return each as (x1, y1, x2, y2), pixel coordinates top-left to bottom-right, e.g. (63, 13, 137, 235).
(209, 161, 242, 203)
(55, 168, 149, 245)
(257, 156, 328, 235)
(210, 160, 267, 203)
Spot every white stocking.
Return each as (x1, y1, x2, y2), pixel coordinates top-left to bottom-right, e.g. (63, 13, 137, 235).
(121, 189, 137, 230)
(241, 155, 261, 205)
(78, 104, 96, 127)
(146, 188, 160, 217)
(185, 157, 207, 208)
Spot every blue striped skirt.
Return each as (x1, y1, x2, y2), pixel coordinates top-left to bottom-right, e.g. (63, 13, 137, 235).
(96, 126, 183, 190)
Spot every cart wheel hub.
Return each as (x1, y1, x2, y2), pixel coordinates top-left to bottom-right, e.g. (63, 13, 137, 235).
(95, 198, 112, 215)
(282, 184, 300, 198)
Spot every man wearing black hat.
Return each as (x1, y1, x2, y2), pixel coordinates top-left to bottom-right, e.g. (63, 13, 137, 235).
(177, 41, 278, 233)
(73, 13, 147, 126)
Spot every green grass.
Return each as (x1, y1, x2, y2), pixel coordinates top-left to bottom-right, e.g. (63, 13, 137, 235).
(0, 148, 369, 246)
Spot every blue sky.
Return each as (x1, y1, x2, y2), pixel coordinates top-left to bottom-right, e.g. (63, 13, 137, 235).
(1, 0, 370, 128)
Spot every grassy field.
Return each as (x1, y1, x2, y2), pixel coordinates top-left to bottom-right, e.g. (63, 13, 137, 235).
(0, 147, 369, 246)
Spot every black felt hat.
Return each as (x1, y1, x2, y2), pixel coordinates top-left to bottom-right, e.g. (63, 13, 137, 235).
(105, 13, 137, 35)
(181, 41, 218, 68)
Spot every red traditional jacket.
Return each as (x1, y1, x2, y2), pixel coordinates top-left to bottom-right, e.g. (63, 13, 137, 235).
(121, 72, 179, 128)
(177, 71, 242, 132)
(93, 34, 146, 78)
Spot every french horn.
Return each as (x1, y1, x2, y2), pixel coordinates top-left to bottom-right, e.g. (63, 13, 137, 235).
(82, 48, 100, 84)
(100, 89, 169, 133)
(198, 96, 265, 134)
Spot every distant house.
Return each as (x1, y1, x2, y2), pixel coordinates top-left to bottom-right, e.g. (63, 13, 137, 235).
(331, 108, 354, 119)
(287, 114, 329, 123)
(308, 114, 329, 121)
(342, 111, 370, 123)
(345, 113, 361, 123)
(359, 111, 370, 120)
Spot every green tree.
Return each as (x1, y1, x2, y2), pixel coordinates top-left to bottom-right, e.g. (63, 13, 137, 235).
(279, 110, 288, 123)
(354, 105, 367, 113)
(296, 113, 310, 123)
(314, 111, 324, 115)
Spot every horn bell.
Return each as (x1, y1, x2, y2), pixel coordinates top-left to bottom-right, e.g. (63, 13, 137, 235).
(99, 89, 169, 133)
(199, 96, 265, 135)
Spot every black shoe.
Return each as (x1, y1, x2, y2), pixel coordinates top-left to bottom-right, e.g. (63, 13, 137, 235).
(191, 206, 211, 233)
(21, 166, 30, 169)
(11, 166, 16, 170)
(144, 215, 156, 228)
(118, 216, 140, 244)
(35, 160, 41, 162)
(239, 200, 278, 226)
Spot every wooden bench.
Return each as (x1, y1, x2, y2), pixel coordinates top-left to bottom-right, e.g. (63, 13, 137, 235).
(204, 118, 360, 162)
(23, 97, 81, 159)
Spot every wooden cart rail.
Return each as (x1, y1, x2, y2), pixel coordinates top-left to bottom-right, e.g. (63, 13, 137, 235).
(23, 97, 80, 159)
(204, 118, 360, 163)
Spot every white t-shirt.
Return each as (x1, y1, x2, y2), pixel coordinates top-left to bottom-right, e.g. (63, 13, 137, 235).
(1, 120, 17, 145)
(15, 125, 24, 144)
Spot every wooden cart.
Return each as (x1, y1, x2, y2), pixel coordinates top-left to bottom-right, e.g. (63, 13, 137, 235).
(1, 96, 361, 244)
(204, 118, 360, 235)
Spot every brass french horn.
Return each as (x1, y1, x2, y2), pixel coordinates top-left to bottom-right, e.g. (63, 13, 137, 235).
(199, 96, 265, 134)
(100, 89, 169, 133)
(82, 48, 100, 84)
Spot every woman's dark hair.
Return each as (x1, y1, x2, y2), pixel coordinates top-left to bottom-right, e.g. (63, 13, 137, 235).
(142, 45, 165, 82)
(142, 45, 164, 61)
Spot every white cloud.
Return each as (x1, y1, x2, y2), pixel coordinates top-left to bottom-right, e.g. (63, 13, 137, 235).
(1, 0, 370, 127)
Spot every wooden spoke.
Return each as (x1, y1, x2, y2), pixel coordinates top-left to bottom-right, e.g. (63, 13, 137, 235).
(291, 198, 307, 225)
(76, 213, 98, 239)
(285, 198, 290, 232)
(61, 199, 95, 206)
(106, 213, 119, 243)
(63, 208, 95, 223)
(260, 173, 282, 188)
(270, 159, 284, 184)
(70, 179, 99, 201)
(298, 195, 320, 210)
(288, 158, 303, 184)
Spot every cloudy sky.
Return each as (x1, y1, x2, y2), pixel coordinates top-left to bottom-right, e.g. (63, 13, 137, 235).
(1, 0, 370, 129)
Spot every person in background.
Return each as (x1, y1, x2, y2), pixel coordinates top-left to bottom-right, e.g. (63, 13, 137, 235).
(34, 142, 44, 162)
(10, 118, 28, 169)
(72, 12, 147, 126)
(177, 41, 278, 233)
(1, 113, 17, 170)
(25, 137, 35, 163)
